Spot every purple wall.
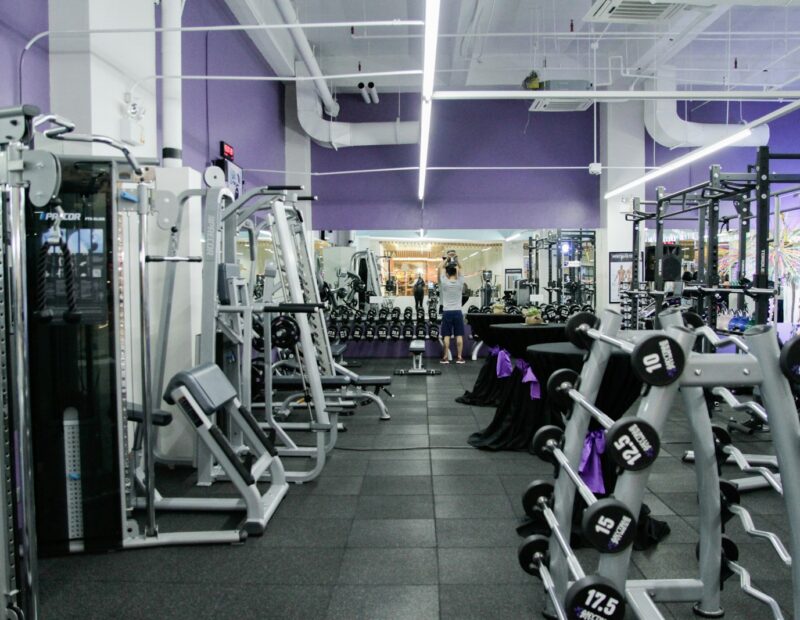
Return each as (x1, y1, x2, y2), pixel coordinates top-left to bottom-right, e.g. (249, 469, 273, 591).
(311, 98, 599, 230)
(180, 2, 284, 188)
(1, 0, 49, 111)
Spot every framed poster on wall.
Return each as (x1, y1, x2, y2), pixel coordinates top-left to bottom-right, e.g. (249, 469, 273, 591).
(609, 251, 634, 304)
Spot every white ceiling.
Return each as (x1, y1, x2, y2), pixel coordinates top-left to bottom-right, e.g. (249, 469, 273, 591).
(256, 0, 800, 93)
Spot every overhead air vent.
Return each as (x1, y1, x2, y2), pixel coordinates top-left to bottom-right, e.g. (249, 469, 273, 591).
(585, 0, 685, 23)
(527, 80, 593, 112)
(529, 100, 593, 113)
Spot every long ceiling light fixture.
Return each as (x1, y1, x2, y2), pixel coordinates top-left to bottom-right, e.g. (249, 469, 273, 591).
(604, 128, 752, 199)
(418, 0, 441, 201)
(605, 98, 800, 200)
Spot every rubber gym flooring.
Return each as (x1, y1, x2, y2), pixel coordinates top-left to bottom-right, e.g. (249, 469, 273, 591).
(38, 358, 794, 619)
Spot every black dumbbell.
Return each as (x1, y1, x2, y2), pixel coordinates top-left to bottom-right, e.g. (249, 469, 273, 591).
(402, 321, 415, 339)
(338, 323, 351, 341)
(376, 322, 389, 340)
(351, 323, 364, 340)
(547, 369, 660, 471)
(364, 323, 376, 340)
(531, 426, 637, 553)
(391, 307, 401, 322)
(403, 307, 414, 321)
(389, 322, 402, 340)
(415, 322, 428, 339)
(429, 321, 440, 340)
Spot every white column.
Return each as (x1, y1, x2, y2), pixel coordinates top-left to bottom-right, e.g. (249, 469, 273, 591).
(284, 83, 313, 227)
(160, 0, 183, 167)
(597, 101, 646, 311)
(47, 0, 157, 160)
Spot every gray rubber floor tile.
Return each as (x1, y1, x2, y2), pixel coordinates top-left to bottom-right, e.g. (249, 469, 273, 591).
(326, 585, 439, 620)
(438, 548, 528, 584)
(373, 434, 430, 449)
(435, 494, 515, 518)
(337, 548, 439, 584)
(258, 517, 352, 547)
(435, 518, 521, 548)
(215, 585, 332, 620)
(360, 475, 434, 495)
(365, 459, 432, 476)
(356, 494, 435, 519)
(274, 494, 359, 519)
(290, 475, 364, 495)
(439, 584, 546, 620)
(347, 519, 436, 548)
(433, 474, 505, 495)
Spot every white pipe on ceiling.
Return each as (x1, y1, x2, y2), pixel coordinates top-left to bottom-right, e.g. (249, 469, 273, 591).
(273, 0, 341, 117)
(433, 90, 800, 101)
(161, 0, 183, 167)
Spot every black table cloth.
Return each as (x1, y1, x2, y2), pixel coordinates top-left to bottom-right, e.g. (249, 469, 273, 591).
(456, 323, 565, 408)
(467, 324, 569, 447)
(465, 312, 523, 346)
(519, 341, 669, 551)
(490, 323, 566, 359)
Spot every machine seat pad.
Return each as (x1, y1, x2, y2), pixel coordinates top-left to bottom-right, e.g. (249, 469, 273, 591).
(164, 363, 238, 414)
(350, 375, 392, 387)
(331, 342, 348, 357)
(409, 340, 426, 353)
(126, 406, 173, 427)
(272, 375, 351, 389)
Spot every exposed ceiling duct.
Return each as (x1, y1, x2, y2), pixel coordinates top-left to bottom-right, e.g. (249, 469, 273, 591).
(644, 77, 770, 148)
(295, 65, 419, 149)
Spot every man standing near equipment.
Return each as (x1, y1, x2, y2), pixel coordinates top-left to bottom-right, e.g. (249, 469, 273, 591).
(439, 250, 466, 364)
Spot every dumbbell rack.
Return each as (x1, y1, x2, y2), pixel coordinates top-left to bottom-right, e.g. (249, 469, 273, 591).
(522, 308, 800, 619)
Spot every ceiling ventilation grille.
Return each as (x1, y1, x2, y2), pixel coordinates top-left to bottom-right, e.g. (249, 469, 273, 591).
(528, 100, 593, 113)
(585, 0, 685, 23)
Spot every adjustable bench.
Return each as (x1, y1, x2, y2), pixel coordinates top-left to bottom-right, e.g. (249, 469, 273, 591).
(164, 363, 289, 534)
(395, 339, 441, 376)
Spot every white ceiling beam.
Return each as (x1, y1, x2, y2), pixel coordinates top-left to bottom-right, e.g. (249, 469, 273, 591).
(224, 0, 296, 76)
(433, 89, 800, 101)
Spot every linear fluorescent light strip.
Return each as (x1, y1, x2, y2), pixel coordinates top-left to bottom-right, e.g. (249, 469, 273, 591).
(604, 128, 752, 199)
(418, 0, 441, 201)
(506, 232, 522, 241)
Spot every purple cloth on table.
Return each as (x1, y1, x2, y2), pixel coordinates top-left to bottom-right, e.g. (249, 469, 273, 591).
(496, 349, 513, 378)
(517, 359, 541, 399)
(579, 430, 606, 495)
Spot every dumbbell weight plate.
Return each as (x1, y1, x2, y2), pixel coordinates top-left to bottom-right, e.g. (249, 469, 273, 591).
(581, 498, 636, 554)
(565, 312, 598, 349)
(630, 334, 685, 386)
(569, 304, 581, 315)
(415, 323, 428, 339)
(517, 534, 550, 578)
(404, 308, 414, 321)
(564, 575, 626, 620)
(429, 323, 440, 340)
(338, 324, 351, 341)
(391, 307, 401, 321)
(351, 324, 364, 340)
(389, 323, 402, 340)
(605, 418, 660, 471)
(546, 369, 580, 413)
(364, 324, 376, 340)
(531, 425, 563, 464)
(377, 323, 389, 340)
(468, 305, 480, 314)
(402, 322, 415, 339)
(779, 332, 800, 384)
(557, 305, 570, 321)
(522, 480, 554, 519)
(327, 324, 338, 339)
(581, 305, 593, 313)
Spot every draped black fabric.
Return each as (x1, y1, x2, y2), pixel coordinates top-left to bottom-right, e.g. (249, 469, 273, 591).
(466, 326, 570, 449)
(468, 366, 562, 451)
(465, 313, 523, 345)
(455, 353, 509, 407)
(517, 341, 669, 551)
(490, 323, 567, 358)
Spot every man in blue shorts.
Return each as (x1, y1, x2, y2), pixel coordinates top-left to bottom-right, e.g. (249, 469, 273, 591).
(439, 251, 466, 364)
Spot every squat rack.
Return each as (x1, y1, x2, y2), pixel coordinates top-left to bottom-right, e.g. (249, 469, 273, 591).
(633, 147, 800, 326)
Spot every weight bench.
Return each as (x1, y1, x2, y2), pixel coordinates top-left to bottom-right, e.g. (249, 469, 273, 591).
(395, 339, 441, 376)
(331, 341, 361, 368)
(272, 363, 394, 421)
(164, 363, 289, 534)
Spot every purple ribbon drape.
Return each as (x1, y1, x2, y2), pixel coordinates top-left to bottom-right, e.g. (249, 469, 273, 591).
(579, 430, 606, 494)
(489, 345, 500, 356)
(496, 349, 513, 378)
(517, 359, 541, 399)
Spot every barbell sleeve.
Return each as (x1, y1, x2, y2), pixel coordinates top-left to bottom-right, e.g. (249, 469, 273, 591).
(538, 563, 569, 620)
(566, 387, 616, 429)
(536, 497, 586, 581)
(145, 256, 203, 263)
(546, 440, 598, 507)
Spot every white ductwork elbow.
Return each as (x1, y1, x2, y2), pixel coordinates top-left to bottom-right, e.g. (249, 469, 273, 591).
(296, 68, 419, 149)
(644, 98, 769, 149)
